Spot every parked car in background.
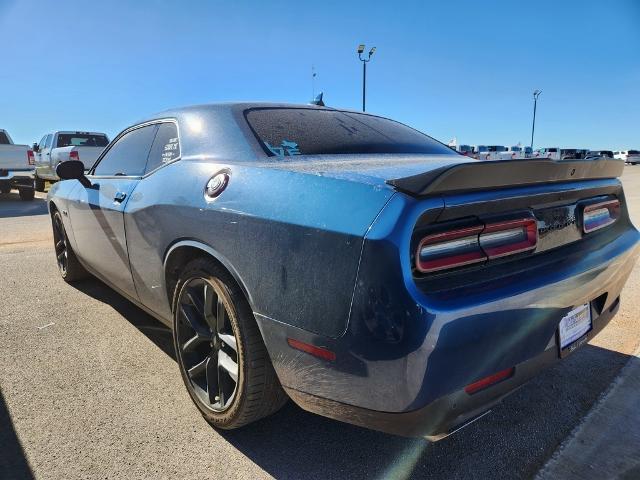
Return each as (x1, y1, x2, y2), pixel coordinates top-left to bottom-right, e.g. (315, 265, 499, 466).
(456, 144, 475, 157)
(33, 131, 109, 191)
(614, 151, 628, 161)
(534, 147, 560, 160)
(626, 150, 640, 165)
(46, 102, 640, 440)
(585, 150, 615, 161)
(497, 146, 527, 160)
(476, 145, 507, 160)
(0, 129, 35, 200)
(560, 149, 589, 160)
(522, 146, 533, 158)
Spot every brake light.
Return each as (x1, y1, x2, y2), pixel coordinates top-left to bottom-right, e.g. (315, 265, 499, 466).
(583, 200, 620, 233)
(480, 218, 537, 259)
(27, 149, 35, 165)
(416, 216, 538, 273)
(465, 367, 515, 394)
(416, 225, 485, 273)
(69, 150, 80, 161)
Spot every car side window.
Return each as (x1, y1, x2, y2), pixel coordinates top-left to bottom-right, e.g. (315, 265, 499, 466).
(38, 135, 47, 150)
(144, 122, 180, 174)
(44, 134, 53, 149)
(93, 125, 157, 177)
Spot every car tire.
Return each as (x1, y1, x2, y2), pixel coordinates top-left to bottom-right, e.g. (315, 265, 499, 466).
(35, 177, 46, 192)
(19, 188, 35, 201)
(51, 210, 88, 282)
(172, 257, 287, 429)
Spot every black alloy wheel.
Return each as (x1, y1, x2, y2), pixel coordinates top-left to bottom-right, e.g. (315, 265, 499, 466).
(175, 277, 240, 412)
(173, 258, 287, 429)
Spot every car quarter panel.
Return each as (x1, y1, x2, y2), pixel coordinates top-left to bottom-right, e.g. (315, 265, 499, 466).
(259, 179, 640, 414)
(123, 158, 395, 336)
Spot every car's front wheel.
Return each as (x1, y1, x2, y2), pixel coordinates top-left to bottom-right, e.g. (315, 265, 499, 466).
(51, 210, 88, 281)
(172, 258, 287, 429)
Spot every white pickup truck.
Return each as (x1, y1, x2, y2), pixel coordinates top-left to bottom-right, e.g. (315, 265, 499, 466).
(0, 129, 35, 201)
(33, 131, 109, 191)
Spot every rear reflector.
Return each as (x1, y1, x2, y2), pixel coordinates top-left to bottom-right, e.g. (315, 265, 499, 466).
(27, 150, 35, 165)
(416, 216, 538, 273)
(287, 338, 336, 361)
(465, 367, 515, 394)
(583, 200, 620, 233)
(69, 150, 80, 161)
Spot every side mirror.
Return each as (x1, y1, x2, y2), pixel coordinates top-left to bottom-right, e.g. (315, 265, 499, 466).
(32, 143, 39, 152)
(56, 160, 91, 187)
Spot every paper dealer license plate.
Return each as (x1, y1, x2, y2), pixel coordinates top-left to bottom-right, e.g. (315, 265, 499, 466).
(558, 303, 592, 350)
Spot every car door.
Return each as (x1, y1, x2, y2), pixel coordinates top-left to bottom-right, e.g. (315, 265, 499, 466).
(68, 124, 158, 299)
(37, 134, 53, 178)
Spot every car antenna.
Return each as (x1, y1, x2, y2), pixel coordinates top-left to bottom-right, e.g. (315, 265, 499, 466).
(309, 92, 325, 107)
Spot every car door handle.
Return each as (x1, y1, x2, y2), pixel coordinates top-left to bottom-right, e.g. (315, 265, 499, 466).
(113, 191, 127, 203)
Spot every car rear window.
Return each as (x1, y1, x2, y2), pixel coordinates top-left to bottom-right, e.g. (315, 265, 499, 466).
(0, 131, 10, 144)
(244, 108, 454, 158)
(56, 133, 109, 148)
(628, 150, 639, 154)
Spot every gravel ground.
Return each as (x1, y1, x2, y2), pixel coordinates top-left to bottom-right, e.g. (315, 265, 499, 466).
(1, 167, 639, 480)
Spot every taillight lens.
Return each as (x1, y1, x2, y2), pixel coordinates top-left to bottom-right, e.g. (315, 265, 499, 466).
(480, 218, 537, 259)
(583, 200, 620, 233)
(69, 150, 80, 161)
(416, 216, 538, 273)
(416, 225, 485, 273)
(27, 149, 35, 165)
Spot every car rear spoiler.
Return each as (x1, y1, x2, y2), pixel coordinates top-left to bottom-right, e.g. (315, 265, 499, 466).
(386, 159, 625, 197)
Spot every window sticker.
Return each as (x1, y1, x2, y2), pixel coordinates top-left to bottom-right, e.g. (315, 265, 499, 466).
(264, 140, 301, 158)
(162, 137, 180, 163)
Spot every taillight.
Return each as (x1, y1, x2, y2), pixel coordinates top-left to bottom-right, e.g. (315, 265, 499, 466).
(69, 150, 80, 161)
(27, 149, 35, 165)
(416, 216, 538, 273)
(583, 200, 620, 233)
(416, 225, 485, 273)
(480, 218, 537, 259)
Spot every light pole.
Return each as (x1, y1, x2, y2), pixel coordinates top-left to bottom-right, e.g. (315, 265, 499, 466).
(530, 89, 542, 149)
(357, 44, 376, 112)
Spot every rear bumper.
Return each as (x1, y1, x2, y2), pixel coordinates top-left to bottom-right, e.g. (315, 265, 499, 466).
(257, 184, 640, 438)
(283, 297, 620, 439)
(0, 169, 35, 188)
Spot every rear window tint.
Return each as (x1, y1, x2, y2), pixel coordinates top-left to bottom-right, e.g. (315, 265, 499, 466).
(244, 108, 454, 158)
(0, 131, 10, 144)
(57, 133, 109, 148)
(628, 150, 639, 154)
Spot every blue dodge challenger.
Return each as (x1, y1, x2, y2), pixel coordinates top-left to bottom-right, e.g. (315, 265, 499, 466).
(48, 103, 639, 439)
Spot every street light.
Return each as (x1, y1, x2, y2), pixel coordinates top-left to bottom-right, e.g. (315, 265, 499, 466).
(357, 44, 376, 112)
(530, 89, 542, 149)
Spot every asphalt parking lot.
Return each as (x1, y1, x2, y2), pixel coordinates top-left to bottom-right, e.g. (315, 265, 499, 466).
(1, 168, 640, 480)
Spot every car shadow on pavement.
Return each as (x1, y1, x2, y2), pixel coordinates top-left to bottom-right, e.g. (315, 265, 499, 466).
(220, 344, 635, 480)
(0, 192, 48, 218)
(70, 278, 175, 359)
(66, 277, 635, 480)
(0, 391, 35, 479)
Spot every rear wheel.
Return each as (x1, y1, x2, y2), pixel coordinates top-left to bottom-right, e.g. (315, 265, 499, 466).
(19, 188, 35, 201)
(172, 258, 287, 429)
(51, 210, 88, 281)
(35, 177, 46, 192)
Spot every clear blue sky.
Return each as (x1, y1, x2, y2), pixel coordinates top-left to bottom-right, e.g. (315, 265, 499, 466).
(1, 0, 638, 149)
